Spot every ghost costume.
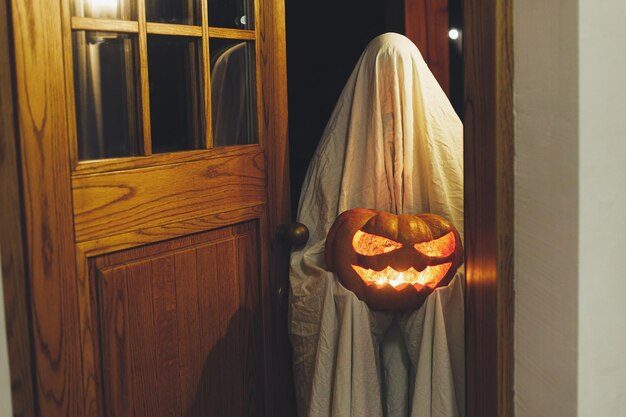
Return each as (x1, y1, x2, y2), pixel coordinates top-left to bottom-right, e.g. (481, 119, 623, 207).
(288, 33, 464, 417)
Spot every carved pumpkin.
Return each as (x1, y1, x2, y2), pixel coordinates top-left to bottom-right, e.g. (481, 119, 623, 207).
(325, 208, 463, 310)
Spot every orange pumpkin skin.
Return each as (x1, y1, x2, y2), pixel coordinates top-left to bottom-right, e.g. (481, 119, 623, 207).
(325, 208, 463, 311)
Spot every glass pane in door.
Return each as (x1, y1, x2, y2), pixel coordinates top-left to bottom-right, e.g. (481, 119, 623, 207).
(72, 0, 135, 20)
(145, 0, 200, 25)
(73, 31, 141, 160)
(148, 35, 205, 153)
(208, 0, 254, 29)
(210, 39, 257, 147)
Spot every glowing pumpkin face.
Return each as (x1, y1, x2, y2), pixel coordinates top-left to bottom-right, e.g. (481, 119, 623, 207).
(325, 208, 463, 310)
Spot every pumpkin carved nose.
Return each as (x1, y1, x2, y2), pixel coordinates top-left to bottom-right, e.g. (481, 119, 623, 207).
(389, 248, 415, 271)
(357, 247, 430, 272)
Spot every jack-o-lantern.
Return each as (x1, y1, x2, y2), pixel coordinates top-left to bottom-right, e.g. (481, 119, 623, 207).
(325, 208, 463, 310)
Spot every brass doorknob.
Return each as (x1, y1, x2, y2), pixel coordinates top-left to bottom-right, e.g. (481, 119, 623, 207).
(276, 222, 309, 247)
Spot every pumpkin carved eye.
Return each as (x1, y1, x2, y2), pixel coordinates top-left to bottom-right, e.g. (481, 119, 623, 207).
(352, 230, 402, 256)
(413, 232, 456, 257)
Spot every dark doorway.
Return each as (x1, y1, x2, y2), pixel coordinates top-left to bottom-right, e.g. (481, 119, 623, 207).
(285, 0, 398, 215)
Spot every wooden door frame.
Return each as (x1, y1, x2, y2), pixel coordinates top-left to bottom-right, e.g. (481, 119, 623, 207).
(464, 1, 514, 417)
(0, 1, 513, 417)
(0, 0, 37, 414)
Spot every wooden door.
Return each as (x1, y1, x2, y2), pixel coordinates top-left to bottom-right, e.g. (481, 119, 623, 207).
(2, 0, 293, 415)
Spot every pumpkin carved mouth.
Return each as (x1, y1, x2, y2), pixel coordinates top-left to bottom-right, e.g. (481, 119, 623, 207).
(351, 264, 452, 289)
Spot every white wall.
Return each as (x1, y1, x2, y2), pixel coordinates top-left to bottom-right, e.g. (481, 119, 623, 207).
(0, 254, 13, 416)
(514, 0, 579, 416)
(578, 1, 626, 415)
(515, 0, 626, 416)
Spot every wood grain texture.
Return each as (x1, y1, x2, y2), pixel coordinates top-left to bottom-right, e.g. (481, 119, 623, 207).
(146, 22, 202, 37)
(95, 222, 263, 417)
(73, 144, 261, 175)
(464, 0, 514, 417)
(78, 255, 105, 417)
(495, 1, 514, 415)
(125, 260, 160, 416)
(253, 0, 264, 151)
(173, 249, 202, 413)
(71, 17, 139, 33)
(259, 0, 295, 415)
(6, 0, 290, 416)
(78, 204, 265, 256)
(237, 230, 264, 416)
(74, 206, 264, 417)
(72, 151, 267, 242)
(151, 255, 182, 415)
(98, 266, 133, 416)
(0, 0, 36, 413)
(62, 2, 102, 413)
(200, 0, 212, 149)
(216, 239, 241, 417)
(195, 243, 221, 414)
(9, 0, 85, 413)
(137, 0, 152, 155)
(208, 27, 255, 40)
(62, 0, 81, 170)
(404, 0, 450, 94)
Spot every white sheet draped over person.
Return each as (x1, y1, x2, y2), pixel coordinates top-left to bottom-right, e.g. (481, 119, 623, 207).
(288, 33, 465, 417)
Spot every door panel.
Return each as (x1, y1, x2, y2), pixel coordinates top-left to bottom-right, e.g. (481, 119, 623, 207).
(95, 222, 262, 417)
(72, 150, 266, 242)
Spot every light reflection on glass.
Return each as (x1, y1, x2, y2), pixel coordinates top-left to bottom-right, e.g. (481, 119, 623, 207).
(73, 31, 140, 160)
(210, 39, 258, 147)
(72, 0, 134, 20)
(89, 0, 118, 18)
(208, 0, 254, 29)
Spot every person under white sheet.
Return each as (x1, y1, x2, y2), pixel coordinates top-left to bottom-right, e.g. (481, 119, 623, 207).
(288, 32, 464, 417)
